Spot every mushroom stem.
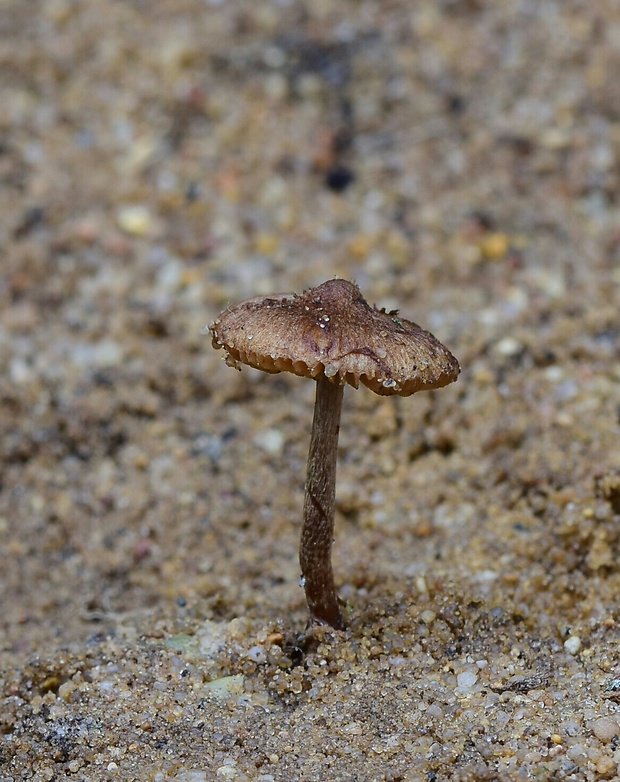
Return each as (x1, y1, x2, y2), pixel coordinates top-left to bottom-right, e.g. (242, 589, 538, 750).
(300, 374, 345, 629)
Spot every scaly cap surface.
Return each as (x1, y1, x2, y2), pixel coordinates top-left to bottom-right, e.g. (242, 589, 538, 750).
(208, 279, 460, 396)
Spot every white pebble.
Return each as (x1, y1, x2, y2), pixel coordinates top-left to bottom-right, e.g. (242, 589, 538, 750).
(456, 671, 478, 689)
(591, 716, 620, 743)
(116, 204, 153, 236)
(420, 610, 436, 625)
(9, 357, 34, 384)
(216, 766, 238, 779)
(247, 645, 266, 664)
(71, 340, 124, 368)
(254, 428, 284, 456)
(175, 772, 208, 782)
(566, 743, 587, 763)
(157, 259, 183, 292)
(494, 337, 523, 357)
(564, 636, 582, 655)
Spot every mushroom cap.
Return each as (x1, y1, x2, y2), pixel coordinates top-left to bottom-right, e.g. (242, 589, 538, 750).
(208, 279, 460, 396)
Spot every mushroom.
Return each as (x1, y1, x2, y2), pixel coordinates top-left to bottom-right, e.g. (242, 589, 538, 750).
(208, 279, 460, 629)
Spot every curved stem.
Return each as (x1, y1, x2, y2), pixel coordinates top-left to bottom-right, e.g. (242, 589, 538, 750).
(300, 375, 345, 629)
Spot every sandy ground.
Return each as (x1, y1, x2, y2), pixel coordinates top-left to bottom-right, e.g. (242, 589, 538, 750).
(2, 1, 620, 780)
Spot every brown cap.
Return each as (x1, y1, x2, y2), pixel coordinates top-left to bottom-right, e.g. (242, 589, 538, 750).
(208, 279, 460, 396)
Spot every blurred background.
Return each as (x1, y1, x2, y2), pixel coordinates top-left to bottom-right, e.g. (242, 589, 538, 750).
(1, 0, 619, 759)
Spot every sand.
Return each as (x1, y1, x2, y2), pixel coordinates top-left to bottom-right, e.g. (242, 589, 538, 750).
(1, 1, 620, 779)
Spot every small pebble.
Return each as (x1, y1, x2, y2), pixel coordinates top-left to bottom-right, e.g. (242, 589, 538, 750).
(254, 428, 284, 456)
(564, 636, 582, 655)
(204, 674, 245, 700)
(9, 357, 34, 384)
(595, 755, 615, 775)
(71, 340, 124, 368)
(116, 204, 153, 236)
(479, 232, 508, 259)
(494, 337, 523, 357)
(590, 716, 620, 743)
(420, 610, 436, 625)
(247, 645, 266, 664)
(175, 773, 208, 782)
(457, 671, 478, 688)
